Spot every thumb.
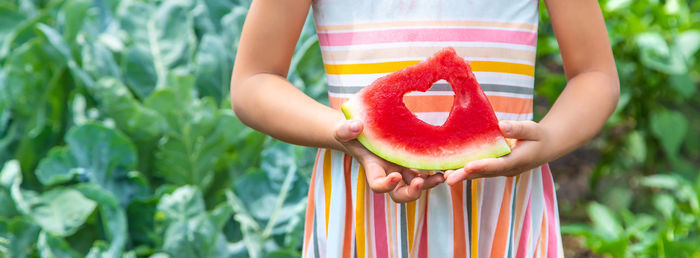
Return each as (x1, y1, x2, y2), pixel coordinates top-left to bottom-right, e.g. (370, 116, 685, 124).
(335, 120, 363, 143)
(499, 120, 542, 140)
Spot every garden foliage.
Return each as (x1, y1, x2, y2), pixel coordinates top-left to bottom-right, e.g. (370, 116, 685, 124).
(0, 0, 325, 257)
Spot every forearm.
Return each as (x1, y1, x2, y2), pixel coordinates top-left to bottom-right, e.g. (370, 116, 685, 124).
(540, 0, 620, 162)
(539, 71, 619, 161)
(231, 74, 345, 151)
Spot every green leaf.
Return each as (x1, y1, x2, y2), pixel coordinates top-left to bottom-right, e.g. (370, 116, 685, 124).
(149, 0, 196, 69)
(605, 0, 634, 12)
(669, 74, 697, 98)
(220, 5, 249, 52)
(640, 174, 679, 189)
(195, 34, 231, 103)
(198, 0, 235, 33)
(587, 202, 623, 240)
(0, 4, 26, 40)
(233, 142, 308, 239)
(653, 193, 676, 219)
(636, 32, 687, 74)
(649, 109, 688, 159)
(156, 186, 228, 257)
(36, 24, 95, 89)
(144, 78, 236, 190)
(34, 123, 148, 206)
(121, 46, 158, 99)
(75, 184, 127, 258)
(623, 131, 646, 163)
(674, 30, 700, 61)
(93, 78, 166, 141)
(0, 4, 28, 59)
(0, 190, 16, 218)
(81, 40, 121, 80)
(4, 160, 95, 236)
(28, 188, 97, 236)
(126, 197, 158, 248)
(58, 0, 92, 44)
(115, 1, 154, 45)
(0, 217, 40, 258)
(38, 231, 80, 258)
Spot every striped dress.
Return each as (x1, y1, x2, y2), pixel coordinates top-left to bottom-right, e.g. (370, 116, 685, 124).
(302, 1, 565, 257)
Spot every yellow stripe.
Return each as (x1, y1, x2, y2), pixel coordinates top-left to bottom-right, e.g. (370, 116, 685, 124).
(471, 179, 479, 258)
(407, 200, 416, 252)
(323, 150, 332, 237)
(324, 60, 534, 76)
(356, 166, 366, 258)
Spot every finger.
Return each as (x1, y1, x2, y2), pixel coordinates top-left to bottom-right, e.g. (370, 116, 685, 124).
(445, 168, 467, 185)
(390, 177, 424, 203)
(499, 120, 541, 141)
(400, 169, 418, 185)
(422, 173, 445, 189)
(334, 120, 363, 143)
(364, 163, 401, 193)
(445, 158, 506, 185)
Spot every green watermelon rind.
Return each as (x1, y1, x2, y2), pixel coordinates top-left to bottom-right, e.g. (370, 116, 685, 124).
(341, 98, 512, 171)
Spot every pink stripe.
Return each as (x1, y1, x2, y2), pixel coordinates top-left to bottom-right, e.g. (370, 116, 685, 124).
(373, 193, 389, 258)
(418, 198, 429, 258)
(541, 164, 558, 258)
(515, 194, 532, 258)
(318, 28, 537, 47)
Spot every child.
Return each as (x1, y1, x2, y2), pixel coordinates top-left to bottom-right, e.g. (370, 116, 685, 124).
(231, 0, 619, 257)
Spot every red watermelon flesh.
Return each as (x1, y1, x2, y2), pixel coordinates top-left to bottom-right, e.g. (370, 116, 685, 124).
(341, 47, 511, 170)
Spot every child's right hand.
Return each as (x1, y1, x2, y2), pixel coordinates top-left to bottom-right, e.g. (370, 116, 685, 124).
(334, 120, 445, 203)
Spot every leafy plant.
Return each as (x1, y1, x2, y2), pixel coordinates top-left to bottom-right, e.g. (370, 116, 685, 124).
(537, 0, 700, 256)
(0, 0, 323, 257)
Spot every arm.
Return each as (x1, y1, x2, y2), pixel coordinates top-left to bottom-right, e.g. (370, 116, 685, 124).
(231, 0, 342, 150)
(445, 0, 619, 184)
(231, 0, 443, 201)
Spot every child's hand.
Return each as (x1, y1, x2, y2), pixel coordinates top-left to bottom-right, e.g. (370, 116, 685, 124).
(444, 121, 551, 185)
(335, 120, 445, 203)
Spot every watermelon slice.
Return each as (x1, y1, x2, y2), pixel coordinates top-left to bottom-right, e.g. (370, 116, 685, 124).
(341, 47, 511, 170)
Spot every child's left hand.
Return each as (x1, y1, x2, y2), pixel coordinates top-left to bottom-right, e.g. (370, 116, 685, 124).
(444, 120, 553, 185)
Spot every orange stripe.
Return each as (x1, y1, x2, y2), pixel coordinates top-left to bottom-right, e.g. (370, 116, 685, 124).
(471, 180, 479, 258)
(356, 166, 367, 258)
(302, 150, 322, 257)
(407, 200, 416, 252)
(316, 20, 538, 32)
(329, 95, 533, 114)
(490, 177, 515, 258)
(513, 174, 530, 247)
(342, 155, 353, 258)
(324, 60, 534, 76)
(534, 215, 547, 258)
(450, 182, 467, 258)
(323, 150, 332, 236)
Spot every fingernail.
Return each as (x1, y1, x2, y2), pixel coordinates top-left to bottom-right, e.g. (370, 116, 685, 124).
(349, 121, 360, 131)
(501, 122, 511, 133)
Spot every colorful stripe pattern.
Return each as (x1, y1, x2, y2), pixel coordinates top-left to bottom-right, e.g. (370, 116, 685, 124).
(302, 150, 564, 258)
(303, 0, 563, 257)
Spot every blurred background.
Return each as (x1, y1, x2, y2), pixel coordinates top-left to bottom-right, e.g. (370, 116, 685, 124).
(0, 0, 698, 257)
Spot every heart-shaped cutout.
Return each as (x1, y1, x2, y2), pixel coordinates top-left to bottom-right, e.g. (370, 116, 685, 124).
(402, 81, 454, 126)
